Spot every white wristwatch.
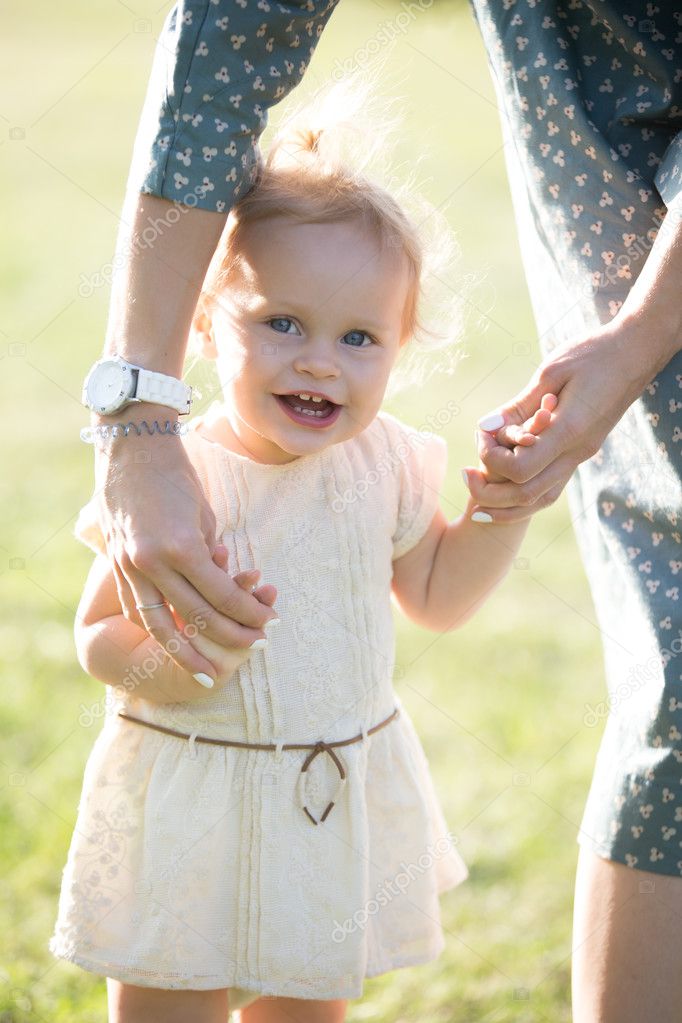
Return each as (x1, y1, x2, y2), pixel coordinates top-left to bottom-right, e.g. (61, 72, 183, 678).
(82, 355, 192, 416)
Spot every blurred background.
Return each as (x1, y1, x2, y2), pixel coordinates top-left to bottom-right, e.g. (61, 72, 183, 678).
(2, 2, 606, 1020)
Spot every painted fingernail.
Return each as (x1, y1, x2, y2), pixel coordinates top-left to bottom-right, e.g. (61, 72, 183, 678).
(478, 412, 505, 432)
(265, 617, 280, 628)
(193, 672, 215, 689)
(471, 511, 494, 523)
(461, 468, 470, 487)
(250, 638, 268, 649)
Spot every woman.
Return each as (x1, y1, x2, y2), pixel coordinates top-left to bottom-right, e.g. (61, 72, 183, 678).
(465, 6, 682, 1020)
(86, 2, 682, 1019)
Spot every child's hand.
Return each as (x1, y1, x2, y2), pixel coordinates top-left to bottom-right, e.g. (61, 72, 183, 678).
(214, 544, 278, 608)
(487, 392, 558, 455)
(462, 393, 559, 515)
(169, 545, 278, 688)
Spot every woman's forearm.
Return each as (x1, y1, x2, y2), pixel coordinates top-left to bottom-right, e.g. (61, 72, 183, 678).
(101, 191, 227, 380)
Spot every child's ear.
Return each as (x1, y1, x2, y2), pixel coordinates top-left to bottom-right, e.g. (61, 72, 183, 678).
(191, 294, 218, 360)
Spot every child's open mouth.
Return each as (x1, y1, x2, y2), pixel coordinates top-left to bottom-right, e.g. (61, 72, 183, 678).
(274, 393, 342, 429)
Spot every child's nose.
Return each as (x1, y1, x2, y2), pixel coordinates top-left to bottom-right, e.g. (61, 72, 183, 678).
(293, 341, 341, 378)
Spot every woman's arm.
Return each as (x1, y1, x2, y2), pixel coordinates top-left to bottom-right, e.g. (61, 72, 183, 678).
(91, 0, 340, 677)
(91, 195, 272, 682)
(466, 205, 682, 521)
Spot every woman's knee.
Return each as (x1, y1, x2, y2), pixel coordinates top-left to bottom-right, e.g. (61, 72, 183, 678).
(572, 846, 682, 1023)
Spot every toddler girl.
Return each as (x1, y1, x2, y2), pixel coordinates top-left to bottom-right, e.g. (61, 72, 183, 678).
(50, 90, 555, 1023)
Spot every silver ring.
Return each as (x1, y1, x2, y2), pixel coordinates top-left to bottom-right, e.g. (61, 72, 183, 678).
(135, 601, 167, 611)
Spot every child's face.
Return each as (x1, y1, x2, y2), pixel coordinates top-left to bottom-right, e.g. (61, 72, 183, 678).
(196, 217, 411, 464)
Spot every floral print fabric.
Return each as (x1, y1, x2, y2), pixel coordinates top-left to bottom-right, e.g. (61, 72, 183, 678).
(127, 0, 341, 212)
(471, 0, 682, 875)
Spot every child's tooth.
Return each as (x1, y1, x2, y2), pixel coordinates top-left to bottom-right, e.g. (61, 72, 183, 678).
(299, 393, 311, 400)
(311, 396, 323, 403)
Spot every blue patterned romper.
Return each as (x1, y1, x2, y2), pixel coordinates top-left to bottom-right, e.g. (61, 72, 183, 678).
(129, 1, 682, 876)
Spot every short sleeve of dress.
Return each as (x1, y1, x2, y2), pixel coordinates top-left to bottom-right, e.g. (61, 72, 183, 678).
(73, 496, 107, 557)
(379, 414, 448, 562)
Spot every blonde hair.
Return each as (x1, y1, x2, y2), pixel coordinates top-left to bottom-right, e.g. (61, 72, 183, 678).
(197, 75, 465, 396)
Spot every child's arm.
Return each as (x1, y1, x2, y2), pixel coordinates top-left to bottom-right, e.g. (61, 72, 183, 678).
(391, 395, 557, 633)
(75, 548, 274, 702)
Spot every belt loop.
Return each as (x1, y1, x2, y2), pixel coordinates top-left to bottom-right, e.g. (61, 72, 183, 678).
(117, 705, 400, 823)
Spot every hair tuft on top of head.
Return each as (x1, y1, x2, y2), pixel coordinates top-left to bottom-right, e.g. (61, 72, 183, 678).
(199, 69, 470, 395)
(265, 72, 398, 180)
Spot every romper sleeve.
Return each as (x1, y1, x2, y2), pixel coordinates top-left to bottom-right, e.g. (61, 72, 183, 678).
(381, 414, 449, 561)
(127, 0, 342, 213)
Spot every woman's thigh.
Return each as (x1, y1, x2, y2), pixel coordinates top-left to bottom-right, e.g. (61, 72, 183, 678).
(572, 845, 682, 1023)
(241, 995, 348, 1023)
(106, 979, 229, 1023)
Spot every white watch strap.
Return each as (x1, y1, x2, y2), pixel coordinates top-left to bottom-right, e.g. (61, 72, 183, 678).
(135, 367, 192, 414)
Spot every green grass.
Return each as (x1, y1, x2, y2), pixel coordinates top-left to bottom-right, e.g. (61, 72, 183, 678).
(2, 2, 605, 1020)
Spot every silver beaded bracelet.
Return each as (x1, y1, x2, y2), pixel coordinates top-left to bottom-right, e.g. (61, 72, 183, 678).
(80, 419, 189, 444)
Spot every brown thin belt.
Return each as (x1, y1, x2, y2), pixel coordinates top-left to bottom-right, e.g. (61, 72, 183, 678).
(117, 705, 400, 826)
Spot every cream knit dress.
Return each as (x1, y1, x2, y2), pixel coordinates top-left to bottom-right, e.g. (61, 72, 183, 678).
(50, 402, 468, 1007)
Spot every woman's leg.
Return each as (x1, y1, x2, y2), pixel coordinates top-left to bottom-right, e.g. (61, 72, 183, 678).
(106, 979, 229, 1023)
(572, 845, 682, 1023)
(240, 995, 348, 1023)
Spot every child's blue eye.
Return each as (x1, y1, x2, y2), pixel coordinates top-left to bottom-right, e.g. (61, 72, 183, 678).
(342, 330, 374, 348)
(268, 317, 299, 334)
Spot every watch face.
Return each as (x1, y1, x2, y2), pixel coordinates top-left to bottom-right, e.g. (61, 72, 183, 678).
(87, 360, 128, 413)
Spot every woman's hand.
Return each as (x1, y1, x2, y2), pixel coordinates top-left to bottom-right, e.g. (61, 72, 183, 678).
(166, 544, 278, 687)
(463, 394, 557, 516)
(463, 315, 672, 523)
(95, 426, 279, 679)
